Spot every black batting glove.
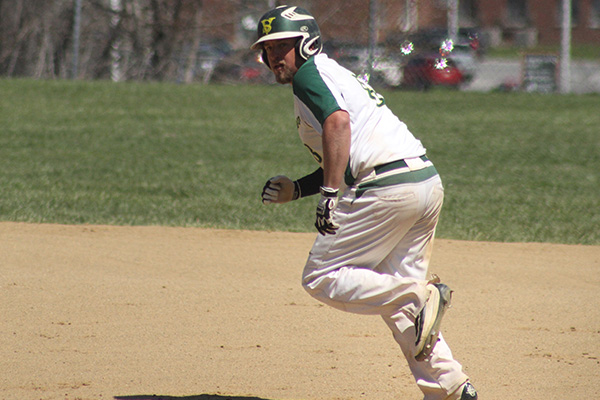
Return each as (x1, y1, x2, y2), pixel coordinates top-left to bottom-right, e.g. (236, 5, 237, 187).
(315, 186, 339, 235)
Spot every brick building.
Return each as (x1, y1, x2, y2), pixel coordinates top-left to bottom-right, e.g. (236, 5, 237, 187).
(221, 0, 600, 48)
(477, 0, 600, 46)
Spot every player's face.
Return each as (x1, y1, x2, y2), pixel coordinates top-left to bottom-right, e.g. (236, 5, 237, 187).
(263, 38, 299, 84)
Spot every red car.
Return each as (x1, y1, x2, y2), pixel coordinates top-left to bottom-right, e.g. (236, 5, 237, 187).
(401, 54, 466, 90)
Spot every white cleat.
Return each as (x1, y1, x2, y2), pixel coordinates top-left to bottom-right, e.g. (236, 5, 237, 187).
(414, 282, 453, 362)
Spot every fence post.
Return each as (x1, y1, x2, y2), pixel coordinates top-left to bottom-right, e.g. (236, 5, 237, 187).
(72, 0, 82, 79)
(367, 0, 377, 79)
(559, 0, 572, 93)
(448, 0, 459, 42)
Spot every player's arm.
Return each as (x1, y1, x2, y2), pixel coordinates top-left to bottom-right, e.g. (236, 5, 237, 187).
(314, 110, 350, 235)
(321, 110, 351, 191)
(261, 168, 323, 204)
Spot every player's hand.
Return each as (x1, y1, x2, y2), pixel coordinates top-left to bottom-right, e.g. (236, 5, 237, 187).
(315, 186, 339, 235)
(261, 175, 298, 204)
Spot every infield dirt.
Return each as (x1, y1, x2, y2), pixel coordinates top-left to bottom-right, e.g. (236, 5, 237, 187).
(1, 222, 599, 400)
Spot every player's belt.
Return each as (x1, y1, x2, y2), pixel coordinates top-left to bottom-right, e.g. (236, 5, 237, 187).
(374, 155, 430, 174)
(355, 155, 438, 198)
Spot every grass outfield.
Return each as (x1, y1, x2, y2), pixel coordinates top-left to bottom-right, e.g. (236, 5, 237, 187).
(0, 79, 598, 245)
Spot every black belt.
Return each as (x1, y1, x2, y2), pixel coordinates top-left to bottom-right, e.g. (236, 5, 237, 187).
(374, 155, 430, 175)
(355, 155, 437, 198)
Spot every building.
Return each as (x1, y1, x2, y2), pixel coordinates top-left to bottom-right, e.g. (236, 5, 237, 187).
(227, 0, 600, 48)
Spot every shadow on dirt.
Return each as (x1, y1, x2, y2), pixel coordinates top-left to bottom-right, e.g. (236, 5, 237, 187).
(114, 395, 274, 400)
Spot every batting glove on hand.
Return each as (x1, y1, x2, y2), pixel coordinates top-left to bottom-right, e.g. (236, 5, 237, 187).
(261, 175, 299, 204)
(315, 186, 339, 235)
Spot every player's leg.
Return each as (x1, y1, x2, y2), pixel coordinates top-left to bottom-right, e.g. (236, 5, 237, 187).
(302, 180, 432, 317)
(303, 180, 429, 314)
(376, 177, 470, 399)
(375, 174, 443, 280)
(382, 315, 469, 400)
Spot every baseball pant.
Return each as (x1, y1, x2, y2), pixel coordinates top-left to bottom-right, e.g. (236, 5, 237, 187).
(302, 174, 469, 400)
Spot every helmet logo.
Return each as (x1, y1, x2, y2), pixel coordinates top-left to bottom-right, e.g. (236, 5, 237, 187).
(281, 6, 314, 21)
(302, 36, 321, 57)
(261, 17, 276, 35)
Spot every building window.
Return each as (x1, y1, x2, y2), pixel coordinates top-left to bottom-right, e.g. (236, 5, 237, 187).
(590, 0, 600, 28)
(556, 0, 579, 26)
(505, 0, 530, 28)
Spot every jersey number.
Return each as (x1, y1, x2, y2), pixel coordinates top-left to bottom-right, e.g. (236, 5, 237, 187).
(354, 74, 385, 107)
(304, 144, 323, 163)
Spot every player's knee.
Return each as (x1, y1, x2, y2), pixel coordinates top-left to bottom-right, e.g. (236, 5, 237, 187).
(302, 275, 327, 300)
(302, 274, 338, 304)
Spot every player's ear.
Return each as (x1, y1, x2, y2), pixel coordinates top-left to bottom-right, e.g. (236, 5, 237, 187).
(261, 49, 270, 69)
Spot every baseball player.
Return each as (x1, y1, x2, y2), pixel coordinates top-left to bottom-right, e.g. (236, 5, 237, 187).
(255, 6, 477, 400)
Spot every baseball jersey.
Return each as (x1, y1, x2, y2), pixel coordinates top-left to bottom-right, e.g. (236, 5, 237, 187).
(292, 53, 426, 185)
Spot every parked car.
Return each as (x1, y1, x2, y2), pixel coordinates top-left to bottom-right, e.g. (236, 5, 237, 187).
(445, 44, 478, 83)
(386, 27, 484, 57)
(323, 41, 403, 87)
(194, 39, 233, 83)
(400, 54, 466, 90)
(387, 27, 481, 83)
(210, 49, 275, 85)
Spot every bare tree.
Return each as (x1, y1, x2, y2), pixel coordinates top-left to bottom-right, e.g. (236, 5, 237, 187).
(0, 0, 267, 81)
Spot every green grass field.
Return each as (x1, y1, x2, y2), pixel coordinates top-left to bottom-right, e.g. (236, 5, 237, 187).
(1, 79, 598, 244)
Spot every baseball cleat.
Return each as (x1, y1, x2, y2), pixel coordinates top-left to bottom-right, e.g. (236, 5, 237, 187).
(414, 282, 452, 361)
(460, 382, 478, 399)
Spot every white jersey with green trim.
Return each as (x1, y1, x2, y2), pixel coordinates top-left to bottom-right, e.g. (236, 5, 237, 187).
(292, 53, 426, 183)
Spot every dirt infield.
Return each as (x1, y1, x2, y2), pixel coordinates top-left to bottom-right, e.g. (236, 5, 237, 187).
(1, 222, 599, 400)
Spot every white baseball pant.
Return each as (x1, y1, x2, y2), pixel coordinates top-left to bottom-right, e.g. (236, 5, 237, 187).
(302, 174, 469, 400)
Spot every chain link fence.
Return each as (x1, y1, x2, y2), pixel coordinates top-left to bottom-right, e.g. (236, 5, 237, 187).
(1, 0, 599, 92)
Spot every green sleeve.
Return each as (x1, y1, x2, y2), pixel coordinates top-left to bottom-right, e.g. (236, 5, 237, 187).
(292, 58, 341, 125)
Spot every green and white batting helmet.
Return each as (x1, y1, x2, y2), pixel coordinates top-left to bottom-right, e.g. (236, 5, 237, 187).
(250, 5, 322, 63)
